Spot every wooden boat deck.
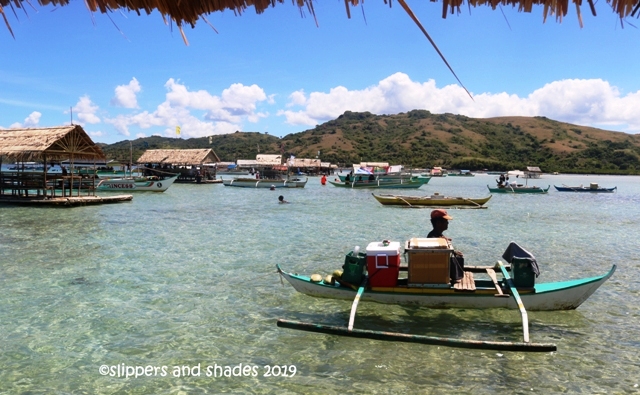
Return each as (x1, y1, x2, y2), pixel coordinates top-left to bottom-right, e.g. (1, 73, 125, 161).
(453, 271, 476, 292)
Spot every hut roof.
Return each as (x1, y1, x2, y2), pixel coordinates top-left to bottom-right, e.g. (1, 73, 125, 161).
(292, 158, 321, 167)
(256, 154, 282, 166)
(0, 125, 105, 162)
(237, 159, 258, 167)
(526, 166, 542, 172)
(2, 0, 638, 32)
(136, 148, 220, 165)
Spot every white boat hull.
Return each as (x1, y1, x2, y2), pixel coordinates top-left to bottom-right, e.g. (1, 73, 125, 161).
(96, 175, 178, 192)
(222, 177, 307, 188)
(278, 266, 615, 311)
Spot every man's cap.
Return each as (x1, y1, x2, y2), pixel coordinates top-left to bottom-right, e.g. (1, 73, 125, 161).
(431, 209, 453, 220)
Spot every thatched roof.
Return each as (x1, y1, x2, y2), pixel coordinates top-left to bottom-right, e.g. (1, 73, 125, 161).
(136, 148, 220, 165)
(292, 158, 321, 167)
(0, 0, 636, 38)
(257, 154, 282, 166)
(0, 125, 105, 161)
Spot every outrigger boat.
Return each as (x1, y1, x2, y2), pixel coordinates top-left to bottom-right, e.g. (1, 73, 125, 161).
(96, 174, 178, 192)
(222, 176, 307, 188)
(554, 184, 617, 193)
(277, 239, 615, 352)
(487, 184, 550, 194)
(338, 174, 431, 185)
(372, 193, 491, 207)
(329, 179, 423, 189)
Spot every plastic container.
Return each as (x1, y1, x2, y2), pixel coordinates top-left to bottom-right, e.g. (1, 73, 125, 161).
(341, 250, 367, 285)
(366, 241, 401, 287)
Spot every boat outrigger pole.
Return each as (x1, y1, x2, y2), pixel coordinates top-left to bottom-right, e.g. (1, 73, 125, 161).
(348, 280, 367, 331)
(497, 260, 530, 343)
(276, 320, 557, 352)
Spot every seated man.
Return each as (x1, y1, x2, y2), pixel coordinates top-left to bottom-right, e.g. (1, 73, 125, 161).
(428, 209, 464, 283)
(427, 209, 452, 239)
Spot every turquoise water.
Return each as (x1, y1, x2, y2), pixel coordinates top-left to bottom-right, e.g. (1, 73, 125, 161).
(0, 174, 638, 394)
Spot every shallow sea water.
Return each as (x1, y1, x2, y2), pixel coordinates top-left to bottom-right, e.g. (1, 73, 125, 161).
(0, 173, 639, 394)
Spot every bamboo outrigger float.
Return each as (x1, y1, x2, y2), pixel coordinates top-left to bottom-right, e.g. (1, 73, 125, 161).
(372, 193, 491, 207)
(276, 239, 616, 352)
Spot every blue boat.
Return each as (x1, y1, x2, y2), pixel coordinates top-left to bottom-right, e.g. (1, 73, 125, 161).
(554, 184, 617, 193)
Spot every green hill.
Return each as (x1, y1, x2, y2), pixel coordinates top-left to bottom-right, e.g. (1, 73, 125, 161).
(100, 111, 640, 174)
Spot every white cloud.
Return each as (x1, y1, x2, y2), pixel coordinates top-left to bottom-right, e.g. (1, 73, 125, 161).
(104, 79, 269, 138)
(111, 78, 141, 109)
(10, 111, 41, 128)
(279, 73, 640, 133)
(72, 96, 100, 124)
(89, 130, 105, 138)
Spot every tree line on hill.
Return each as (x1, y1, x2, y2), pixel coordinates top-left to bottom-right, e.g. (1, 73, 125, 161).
(99, 111, 640, 175)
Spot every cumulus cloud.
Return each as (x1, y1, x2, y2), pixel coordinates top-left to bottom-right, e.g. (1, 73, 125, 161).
(279, 73, 640, 133)
(111, 78, 141, 109)
(105, 79, 270, 138)
(10, 111, 41, 128)
(72, 96, 100, 124)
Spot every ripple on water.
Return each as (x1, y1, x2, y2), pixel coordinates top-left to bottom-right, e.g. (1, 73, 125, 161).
(0, 175, 639, 393)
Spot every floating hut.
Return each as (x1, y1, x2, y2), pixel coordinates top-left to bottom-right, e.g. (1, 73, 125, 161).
(524, 166, 543, 179)
(0, 125, 132, 206)
(136, 148, 221, 183)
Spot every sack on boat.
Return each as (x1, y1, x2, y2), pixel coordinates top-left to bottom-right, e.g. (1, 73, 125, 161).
(450, 254, 465, 283)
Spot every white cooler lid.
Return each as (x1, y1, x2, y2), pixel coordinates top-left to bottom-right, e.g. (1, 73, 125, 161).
(366, 241, 400, 255)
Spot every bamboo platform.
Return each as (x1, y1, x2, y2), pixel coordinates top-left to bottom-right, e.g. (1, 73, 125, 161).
(0, 194, 133, 206)
(453, 271, 476, 292)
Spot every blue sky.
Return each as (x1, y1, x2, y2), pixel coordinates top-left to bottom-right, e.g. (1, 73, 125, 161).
(1, 1, 639, 144)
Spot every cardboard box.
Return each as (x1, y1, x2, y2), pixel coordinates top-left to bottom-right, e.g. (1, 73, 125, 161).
(405, 238, 452, 285)
(366, 241, 401, 287)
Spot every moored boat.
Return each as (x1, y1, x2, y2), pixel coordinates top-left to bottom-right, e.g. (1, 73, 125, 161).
(554, 184, 617, 193)
(222, 176, 307, 188)
(488, 185, 550, 194)
(329, 179, 423, 189)
(96, 174, 178, 192)
(338, 174, 431, 184)
(447, 170, 475, 177)
(372, 193, 491, 207)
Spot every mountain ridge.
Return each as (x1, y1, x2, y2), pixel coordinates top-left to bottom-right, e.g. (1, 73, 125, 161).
(100, 111, 640, 174)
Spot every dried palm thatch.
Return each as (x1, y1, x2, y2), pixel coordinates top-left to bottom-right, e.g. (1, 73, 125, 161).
(1, 0, 638, 38)
(0, 125, 105, 162)
(136, 149, 220, 165)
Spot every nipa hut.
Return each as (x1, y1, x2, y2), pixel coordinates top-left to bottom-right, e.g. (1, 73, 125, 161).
(525, 166, 543, 179)
(0, 125, 106, 200)
(136, 148, 220, 183)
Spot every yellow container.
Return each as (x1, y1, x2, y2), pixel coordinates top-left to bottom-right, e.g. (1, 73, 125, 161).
(405, 238, 453, 285)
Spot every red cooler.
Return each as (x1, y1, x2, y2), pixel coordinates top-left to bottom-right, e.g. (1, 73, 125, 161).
(366, 241, 401, 287)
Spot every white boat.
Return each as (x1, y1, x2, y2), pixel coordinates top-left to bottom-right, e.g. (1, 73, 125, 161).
(222, 176, 308, 188)
(277, 264, 615, 311)
(96, 174, 178, 192)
